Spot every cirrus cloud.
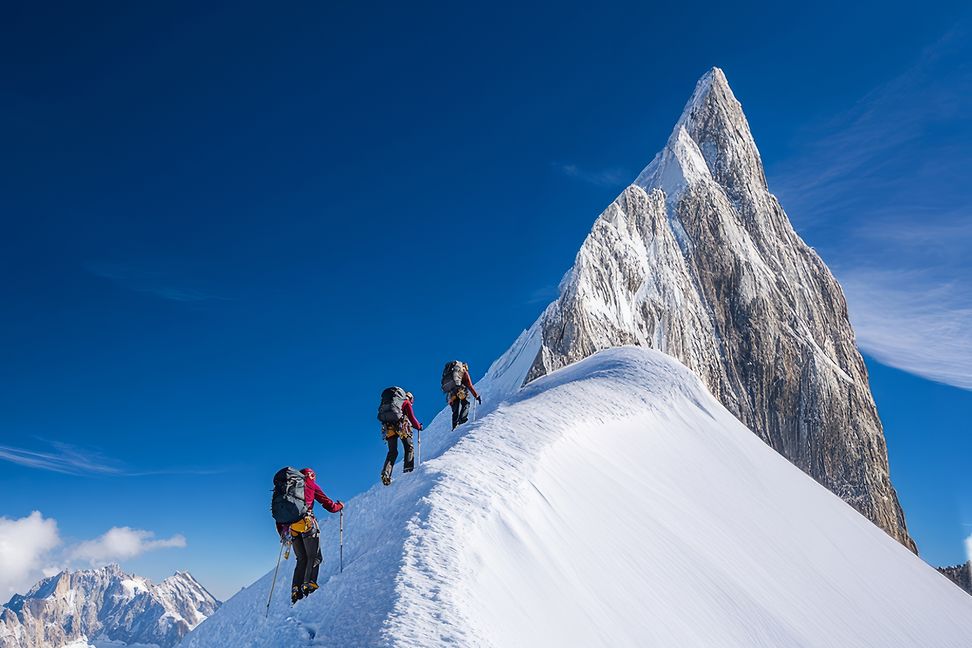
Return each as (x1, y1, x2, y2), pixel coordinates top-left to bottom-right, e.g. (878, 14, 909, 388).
(840, 267, 972, 391)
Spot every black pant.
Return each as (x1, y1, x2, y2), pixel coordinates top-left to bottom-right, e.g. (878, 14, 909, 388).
(451, 396, 470, 429)
(292, 529, 322, 589)
(381, 434, 414, 481)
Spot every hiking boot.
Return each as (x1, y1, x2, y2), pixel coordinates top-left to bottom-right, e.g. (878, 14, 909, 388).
(291, 586, 303, 604)
(403, 466, 413, 474)
(381, 474, 392, 486)
(302, 582, 319, 597)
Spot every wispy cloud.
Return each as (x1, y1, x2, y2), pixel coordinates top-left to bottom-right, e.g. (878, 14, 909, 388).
(770, 23, 971, 230)
(85, 260, 229, 302)
(70, 527, 186, 566)
(0, 441, 123, 476)
(767, 18, 972, 390)
(525, 284, 559, 305)
(839, 267, 972, 391)
(0, 439, 228, 477)
(553, 162, 629, 187)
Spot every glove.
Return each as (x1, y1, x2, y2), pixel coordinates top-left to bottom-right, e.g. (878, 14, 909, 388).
(333, 501, 344, 513)
(416, 423, 423, 432)
(476, 396, 482, 404)
(280, 531, 291, 544)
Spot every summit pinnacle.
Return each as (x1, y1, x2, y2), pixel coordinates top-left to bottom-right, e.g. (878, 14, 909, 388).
(527, 67, 915, 551)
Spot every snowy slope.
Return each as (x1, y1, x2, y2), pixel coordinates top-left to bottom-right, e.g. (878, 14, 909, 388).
(182, 348, 972, 647)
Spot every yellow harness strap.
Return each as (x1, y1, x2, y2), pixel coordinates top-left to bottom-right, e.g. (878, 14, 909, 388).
(290, 515, 315, 535)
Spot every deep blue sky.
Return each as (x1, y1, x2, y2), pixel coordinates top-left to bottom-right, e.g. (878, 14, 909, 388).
(2, 1, 970, 599)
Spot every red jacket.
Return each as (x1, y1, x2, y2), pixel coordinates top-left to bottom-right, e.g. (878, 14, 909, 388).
(402, 399, 422, 429)
(461, 368, 479, 400)
(276, 472, 342, 535)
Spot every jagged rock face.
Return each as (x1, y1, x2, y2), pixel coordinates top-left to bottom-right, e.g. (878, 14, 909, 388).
(939, 562, 972, 596)
(527, 68, 915, 552)
(0, 564, 220, 648)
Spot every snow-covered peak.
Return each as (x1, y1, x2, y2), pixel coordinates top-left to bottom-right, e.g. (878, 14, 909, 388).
(532, 67, 915, 552)
(634, 125, 712, 202)
(679, 66, 733, 125)
(0, 566, 219, 648)
(118, 576, 150, 598)
(636, 66, 767, 203)
(160, 571, 200, 588)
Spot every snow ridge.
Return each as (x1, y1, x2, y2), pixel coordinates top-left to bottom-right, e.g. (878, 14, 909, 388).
(183, 348, 972, 647)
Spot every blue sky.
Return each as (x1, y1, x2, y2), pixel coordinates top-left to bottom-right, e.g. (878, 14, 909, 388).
(1, 1, 970, 600)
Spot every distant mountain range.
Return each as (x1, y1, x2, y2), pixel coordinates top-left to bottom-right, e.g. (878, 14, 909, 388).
(939, 561, 972, 596)
(0, 564, 219, 648)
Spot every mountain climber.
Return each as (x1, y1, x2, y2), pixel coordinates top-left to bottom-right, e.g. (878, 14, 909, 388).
(441, 361, 481, 430)
(377, 387, 423, 486)
(274, 467, 343, 604)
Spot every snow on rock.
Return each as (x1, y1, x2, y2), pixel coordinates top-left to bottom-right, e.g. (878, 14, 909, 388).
(530, 66, 915, 551)
(0, 565, 220, 648)
(182, 348, 972, 647)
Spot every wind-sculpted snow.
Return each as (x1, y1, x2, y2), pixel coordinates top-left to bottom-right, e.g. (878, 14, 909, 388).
(183, 348, 972, 647)
(529, 67, 915, 551)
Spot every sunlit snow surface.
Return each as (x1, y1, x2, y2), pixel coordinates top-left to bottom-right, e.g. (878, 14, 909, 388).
(183, 347, 972, 647)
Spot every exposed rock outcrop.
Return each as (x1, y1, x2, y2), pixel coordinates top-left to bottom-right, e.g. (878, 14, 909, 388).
(939, 561, 972, 595)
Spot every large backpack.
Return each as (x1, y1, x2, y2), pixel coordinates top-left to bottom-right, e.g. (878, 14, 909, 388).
(441, 361, 465, 394)
(377, 386, 408, 425)
(271, 467, 308, 525)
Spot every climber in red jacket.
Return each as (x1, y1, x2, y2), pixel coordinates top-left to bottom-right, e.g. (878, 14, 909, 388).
(276, 468, 343, 604)
(448, 363, 480, 430)
(380, 392, 422, 486)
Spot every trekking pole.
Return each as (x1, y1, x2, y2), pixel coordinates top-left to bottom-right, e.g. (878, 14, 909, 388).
(417, 426, 422, 466)
(339, 508, 345, 573)
(266, 540, 285, 618)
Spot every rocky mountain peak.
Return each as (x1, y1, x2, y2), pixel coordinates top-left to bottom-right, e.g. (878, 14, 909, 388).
(164, 570, 197, 585)
(528, 68, 915, 552)
(0, 566, 220, 648)
(637, 66, 768, 212)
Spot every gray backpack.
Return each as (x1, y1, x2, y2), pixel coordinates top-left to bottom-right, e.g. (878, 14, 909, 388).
(378, 386, 408, 425)
(271, 467, 308, 525)
(441, 361, 465, 393)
